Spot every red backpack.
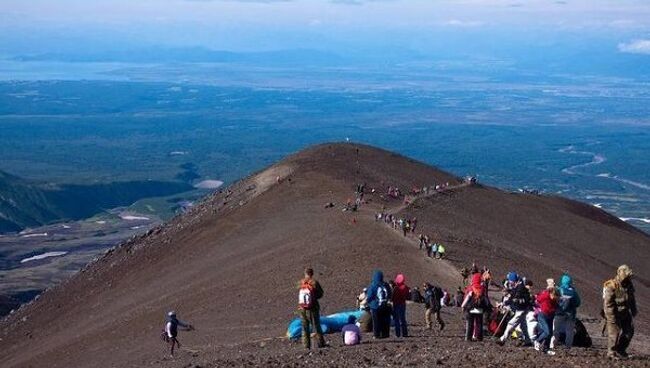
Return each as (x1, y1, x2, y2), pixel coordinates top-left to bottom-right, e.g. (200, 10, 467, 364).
(298, 280, 315, 309)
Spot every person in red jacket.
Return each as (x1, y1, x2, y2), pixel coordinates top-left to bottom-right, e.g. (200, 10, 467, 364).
(462, 273, 491, 341)
(392, 273, 411, 337)
(535, 278, 558, 354)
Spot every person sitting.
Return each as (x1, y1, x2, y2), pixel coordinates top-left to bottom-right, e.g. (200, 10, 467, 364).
(341, 315, 362, 346)
(357, 288, 369, 311)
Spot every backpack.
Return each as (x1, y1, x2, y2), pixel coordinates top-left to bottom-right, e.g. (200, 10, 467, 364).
(558, 290, 574, 314)
(573, 319, 592, 348)
(298, 281, 315, 309)
(376, 284, 388, 307)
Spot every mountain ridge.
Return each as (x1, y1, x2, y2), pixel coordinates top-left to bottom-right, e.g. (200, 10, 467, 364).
(0, 143, 648, 367)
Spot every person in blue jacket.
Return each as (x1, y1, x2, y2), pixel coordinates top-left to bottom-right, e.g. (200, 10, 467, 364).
(551, 273, 581, 349)
(366, 270, 392, 339)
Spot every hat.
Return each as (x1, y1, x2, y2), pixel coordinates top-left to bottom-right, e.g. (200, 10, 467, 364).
(546, 278, 555, 289)
(507, 272, 519, 282)
(617, 265, 633, 279)
(167, 311, 176, 318)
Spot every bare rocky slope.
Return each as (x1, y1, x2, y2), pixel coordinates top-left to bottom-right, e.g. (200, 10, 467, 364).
(1, 143, 648, 367)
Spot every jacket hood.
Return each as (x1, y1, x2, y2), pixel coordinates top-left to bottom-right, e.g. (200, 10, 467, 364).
(560, 274, 572, 288)
(471, 273, 482, 288)
(395, 274, 405, 285)
(372, 270, 384, 284)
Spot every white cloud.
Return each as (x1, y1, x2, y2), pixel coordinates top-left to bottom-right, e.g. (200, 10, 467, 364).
(618, 39, 650, 55)
(441, 19, 485, 27)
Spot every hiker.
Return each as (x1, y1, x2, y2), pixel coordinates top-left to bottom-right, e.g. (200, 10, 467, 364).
(392, 274, 410, 337)
(418, 234, 425, 250)
(298, 268, 326, 349)
(497, 272, 533, 346)
(550, 273, 580, 350)
(411, 217, 417, 233)
(341, 315, 362, 346)
(163, 311, 193, 357)
(523, 279, 539, 346)
(426, 242, 433, 258)
(366, 270, 392, 339)
(603, 265, 637, 359)
(358, 309, 373, 332)
(454, 287, 465, 307)
(357, 288, 369, 311)
(423, 283, 445, 331)
(437, 244, 446, 259)
(430, 243, 438, 258)
(460, 267, 470, 285)
(462, 273, 490, 341)
(535, 278, 558, 354)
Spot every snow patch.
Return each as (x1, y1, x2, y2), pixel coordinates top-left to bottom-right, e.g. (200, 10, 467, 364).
(21, 232, 48, 238)
(620, 217, 650, 224)
(120, 214, 150, 221)
(194, 180, 224, 189)
(21, 251, 68, 264)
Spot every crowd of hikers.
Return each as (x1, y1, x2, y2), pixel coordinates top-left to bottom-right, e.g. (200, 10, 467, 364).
(286, 263, 638, 361)
(160, 258, 637, 360)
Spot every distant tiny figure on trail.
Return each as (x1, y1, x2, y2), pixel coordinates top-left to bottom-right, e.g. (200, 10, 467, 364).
(162, 311, 193, 357)
(603, 265, 636, 360)
(298, 267, 326, 349)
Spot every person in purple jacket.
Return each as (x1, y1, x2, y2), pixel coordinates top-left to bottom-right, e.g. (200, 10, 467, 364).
(341, 315, 362, 346)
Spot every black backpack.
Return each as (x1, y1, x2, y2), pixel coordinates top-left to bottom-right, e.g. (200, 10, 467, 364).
(573, 319, 592, 348)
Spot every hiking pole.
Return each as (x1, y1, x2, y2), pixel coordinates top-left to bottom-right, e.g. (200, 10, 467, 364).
(492, 309, 510, 337)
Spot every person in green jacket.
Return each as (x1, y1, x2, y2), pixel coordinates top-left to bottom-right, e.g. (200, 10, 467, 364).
(298, 268, 326, 349)
(603, 265, 637, 359)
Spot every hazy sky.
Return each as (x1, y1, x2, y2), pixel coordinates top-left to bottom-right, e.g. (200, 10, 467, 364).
(1, 0, 650, 55)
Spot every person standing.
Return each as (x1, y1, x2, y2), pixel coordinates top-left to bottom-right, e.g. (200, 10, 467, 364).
(437, 244, 446, 259)
(423, 283, 446, 331)
(392, 274, 410, 337)
(462, 273, 490, 341)
(298, 267, 326, 349)
(163, 311, 193, 357)
(551, 273, 581, 350)
(497, 272, 532, 346)
(603, 265, 637, 359)
(366, 270, 392, 338)
(535, 279, 558, 354)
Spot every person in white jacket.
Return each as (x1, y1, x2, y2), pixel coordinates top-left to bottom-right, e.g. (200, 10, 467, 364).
(164, 311, 193, 357)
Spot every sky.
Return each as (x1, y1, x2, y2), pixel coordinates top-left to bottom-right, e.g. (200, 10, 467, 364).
(0, 0, 649, 62)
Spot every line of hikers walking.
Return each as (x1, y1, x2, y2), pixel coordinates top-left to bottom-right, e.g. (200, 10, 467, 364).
(374, 212, 448, 259)
(290, 264, 637, 361)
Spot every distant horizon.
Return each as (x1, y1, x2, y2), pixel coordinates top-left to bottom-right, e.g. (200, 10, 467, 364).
(1, 1, 650, 78)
